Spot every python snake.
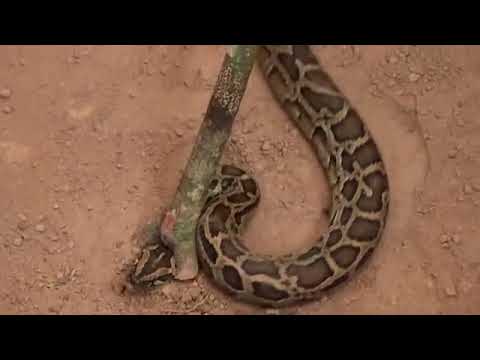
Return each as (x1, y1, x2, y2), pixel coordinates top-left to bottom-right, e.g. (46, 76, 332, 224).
(128, 45, 390, 307)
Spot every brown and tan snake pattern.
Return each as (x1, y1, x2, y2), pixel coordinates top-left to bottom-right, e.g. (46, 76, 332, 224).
(129, 45, 390, 307)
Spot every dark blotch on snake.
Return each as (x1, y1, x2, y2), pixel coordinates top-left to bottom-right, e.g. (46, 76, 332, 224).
(219, 238, 245, 261)
(354, 140, 381, 168)
(240, 178, 258, 195)
(198, 225, 218, 264)
(357, 171, 388, 212)
(304, 66, 342, 94)
(287, 257, 333, 289)
(227, 193, 250, 205)
(208, 203, 231, 237)
(331, 245, 361, 269)
(300, 87, 344, 115)
(252, 282, 289, 301)
(234, 202, 258, 229)
(331, 111, 365, 142)
(292, 45, 317, 65)
(221, 165, 245, 177)
(278, 53, 300, 81)
(340, 150, 355, 173)
(347, 217, 381, 242)
(326, 229, 343, 246)
(220, 178, 235, 191)
(243, 259, 281, 279)
(340, 207, 353, 226)
(222, 265, 244, 291)
(342, 178, 359, 202)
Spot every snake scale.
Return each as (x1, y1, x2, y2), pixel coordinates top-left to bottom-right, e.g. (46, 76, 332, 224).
(129, 45, 390, 307)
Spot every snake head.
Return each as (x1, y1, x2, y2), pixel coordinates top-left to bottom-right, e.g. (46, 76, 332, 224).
(127, 241, 176, 291)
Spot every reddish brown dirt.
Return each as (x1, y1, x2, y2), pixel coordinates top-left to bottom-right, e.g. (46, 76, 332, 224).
(1, 45, 479, 314)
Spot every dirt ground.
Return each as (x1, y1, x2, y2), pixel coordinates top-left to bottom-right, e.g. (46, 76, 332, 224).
(0, 45, 479, 315)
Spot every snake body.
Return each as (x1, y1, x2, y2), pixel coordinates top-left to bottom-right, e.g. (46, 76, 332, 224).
(130, 45, 390, 307)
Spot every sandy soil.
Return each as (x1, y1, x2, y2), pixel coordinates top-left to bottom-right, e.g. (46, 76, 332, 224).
(0, 45, 479, 315)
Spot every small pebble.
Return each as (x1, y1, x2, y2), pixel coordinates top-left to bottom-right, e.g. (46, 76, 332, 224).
(0, 88, 12, 99)
(175, 129, 184, 137)
(116, 163, 123, 169)
(35, 224, 46, 233)
(18, 213, 27, 222)
(53, 203, 59, 210)
(445, 282, 457, 297)
(188, 287, 202, 300)
(13, 238, 23, 247)
(408, 73, 421, 82)
(17, 220, 29, 231)
(472, 182, 480, 192)
(261, 141, 271, 152)
(451, 234, 461, 244)
(2, 105, 13, 114)
(448, 149, 457, 159)
(440, 234, 449, 244)
(464, 184, 473, 195)
(388, 56, 399, 64)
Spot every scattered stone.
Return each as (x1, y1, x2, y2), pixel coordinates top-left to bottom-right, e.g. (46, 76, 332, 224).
(174, 128, 184, 137)
(445, 281, 457, 297)
(53, 203, 59, 210)
(87, 205, 94, 211)
(2, 105, 13, 114)
(128, 91, 136, 99)
(0, 88, 12, 99)
(17, 217, 29, 230)
(464, 184, 473, 195)
(13, 237, 23, 247)
(387, 56, 399, 64)
(188, 287, 202, 300)
(35, 224, 46, 233)
(440, 234, 449, 244)
(261, 141, 271, 152)
(448, 149, 457, 159)
(472, 182, 480, 192)
(408, 73, 421, 82)
(387, 79, 396, 87)
(451, 234, 461, 244)
(50, 234, 59, 242)
(48, 305, 61, 314)
(116, 163, 123, 169)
